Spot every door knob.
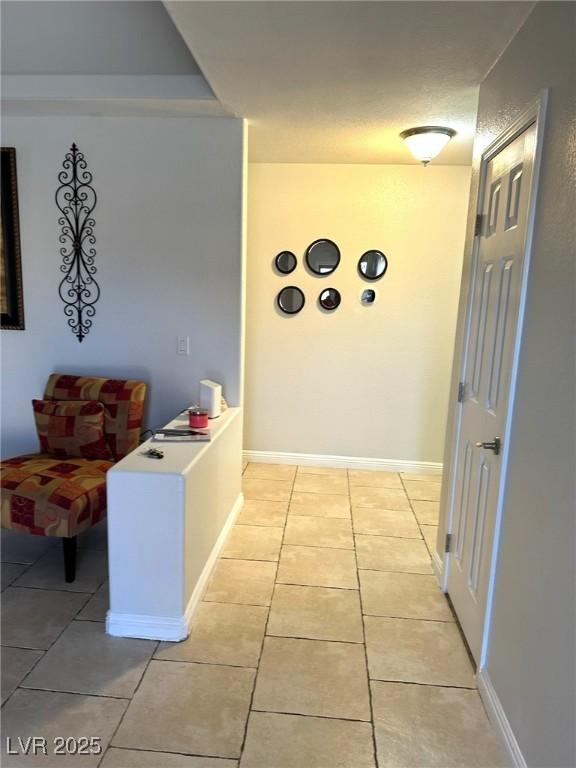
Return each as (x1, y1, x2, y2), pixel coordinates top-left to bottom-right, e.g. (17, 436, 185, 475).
(475, 437, 501, 455)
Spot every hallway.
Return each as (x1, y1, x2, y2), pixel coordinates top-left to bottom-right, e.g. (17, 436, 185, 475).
(227, 463, 506, 767)
(1, 463, 507, 767)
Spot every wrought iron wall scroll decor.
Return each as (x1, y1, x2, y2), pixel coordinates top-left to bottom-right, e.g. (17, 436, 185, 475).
(56, 143, 99, 342)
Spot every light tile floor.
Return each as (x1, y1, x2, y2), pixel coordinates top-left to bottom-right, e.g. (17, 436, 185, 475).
(0, 464, 507, 767)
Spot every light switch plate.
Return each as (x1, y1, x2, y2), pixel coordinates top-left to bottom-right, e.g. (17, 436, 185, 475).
(176, 335, 190, 355)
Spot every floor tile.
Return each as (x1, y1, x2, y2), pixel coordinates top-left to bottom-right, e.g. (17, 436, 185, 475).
(359, 571, 453, 622)
(2, 562, 28, 590)
(21, 620, 156, 697)
(1, 530, 55, 564)
(14, 548, 108, 593)
(113, 660, 255, 759)
(365, 616, 475, 687)
(155, 602, 267, 667)
(421, 525, 440, 555)
(403, 479, 442, 501)
(350, 487, 411, 511)
(267, 584, 363, 642)
(244, 463, 296, 482)
(284, 516, 353, 549)
(352, 508, 420, 538)
(237, 500, 288, 527)
(293, 474, 348, 495)
(412, 500, 440, 525)
(1, 587, 89, 650)
(1, 647, 43, 704)
(355, 535, 431, 574)
(242, 478, 292, 503)
(221, 525, 283, 562)
(203, 559, 276, 606)
(276, 545, 358, 589)
(297, 466, 348, 477)
(348, 470, 402, 489)
(372, 682, 506, 767)
(289, 492, 350, 518)
(253, 636, 371, 721)
(77, 581, 109, 621)
(1, 688, 127, 767)
(400, 472, 442, 483)
(1, 460, 504, 768)
(102, 751, 237, 768)
(241, 711, 375, 768)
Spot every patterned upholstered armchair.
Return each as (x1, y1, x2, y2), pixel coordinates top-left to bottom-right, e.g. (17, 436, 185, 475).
(1, 374, 146, 582)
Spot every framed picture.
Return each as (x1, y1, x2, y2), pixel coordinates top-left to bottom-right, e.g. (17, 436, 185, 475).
(1, 147, 25, 330)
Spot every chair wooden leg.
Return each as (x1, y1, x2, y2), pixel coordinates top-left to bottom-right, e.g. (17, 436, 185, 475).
(62, 537, 77, 583)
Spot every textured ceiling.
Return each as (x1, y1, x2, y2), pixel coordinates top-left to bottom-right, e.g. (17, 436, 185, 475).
(166, 1, 534, 164)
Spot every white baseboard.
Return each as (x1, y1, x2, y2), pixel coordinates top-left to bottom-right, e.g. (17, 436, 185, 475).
(431, 550, 444, 585)
(243, 450, 442, 475)
(477, 668, 526, 768)
(106, 611, 189, 642)
(181, 492, 244, 632)
(106, 493, 244, 642)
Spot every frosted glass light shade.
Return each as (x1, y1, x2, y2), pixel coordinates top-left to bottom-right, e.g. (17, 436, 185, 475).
(400, 126, 456, 165)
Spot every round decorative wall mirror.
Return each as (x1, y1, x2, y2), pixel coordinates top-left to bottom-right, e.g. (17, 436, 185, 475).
(275, 250, 297, 275)
(358, 250, 388, 280)
(277, 286, 305, 315)
(361, 289, 376, 304)
(305, 239, 341, 276)
(319, 288, 341, 311)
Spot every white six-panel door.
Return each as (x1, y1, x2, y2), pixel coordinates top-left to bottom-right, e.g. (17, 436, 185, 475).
(447, 120, 538, 662)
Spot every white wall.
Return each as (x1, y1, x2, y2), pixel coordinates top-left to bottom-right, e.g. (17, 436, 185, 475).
(1, 116, 245, 458)
(245, 163, 470, 463)
(439, 3, 576, 766)
(1, 1, 200, 75)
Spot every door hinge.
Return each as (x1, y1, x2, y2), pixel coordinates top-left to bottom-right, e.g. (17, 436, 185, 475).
(475, 214, 484, 237)
(445, 533, 453, 553)
(457, 382, 466, 403)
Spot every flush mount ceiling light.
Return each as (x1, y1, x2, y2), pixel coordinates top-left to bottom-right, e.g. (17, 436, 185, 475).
(400, 126, 457, 166)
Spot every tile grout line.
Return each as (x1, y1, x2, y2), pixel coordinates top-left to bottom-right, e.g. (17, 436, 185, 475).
(103, 638, 160, 766)
(7, 583, 100, 596)
(148, 656, 259, 671)
(237, 463, 297, 763)
(368, 678, 478, 691)
(353, 474, 477, 753)
(200, 598, 275, 608)
(1, 536, 157, 763)
(1, 543, 61, 710)
(356, 567, 433, 577)
(224, 543, 356, 557)
(348, 467, 380, 768)
(396, 475, 460, 609)
(359, 614, 455, 624)
(398, 473, 429, 551)
(249, 707, 372, 725)
(104, 744, 244, 761)
(14, 684, 133, 701)
(352, 531, 423, 541)
(2, 472, 492, 767)
(397, 476, 478, 683)
(263, 633, 363, 646)
(267, 580, 360, 592)
(398, 474, 440, 551)
(79, 534, 158, 766)
(2, 556, 100, 712)
(2, 550, 47, 590)
(241, 462, 462, 764)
